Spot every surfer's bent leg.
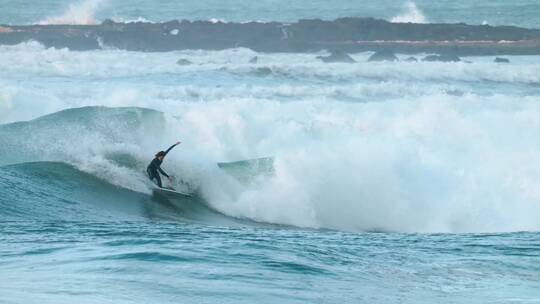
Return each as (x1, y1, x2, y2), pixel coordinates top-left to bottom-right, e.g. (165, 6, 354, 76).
(147, 169, 163, 188)
(154, 174, 163, 188)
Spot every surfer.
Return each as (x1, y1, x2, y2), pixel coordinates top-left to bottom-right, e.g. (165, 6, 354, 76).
(147, 141, 181, 188)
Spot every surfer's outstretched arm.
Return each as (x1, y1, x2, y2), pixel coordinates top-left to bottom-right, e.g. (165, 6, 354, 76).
(163, 141, 181, 157)
(158, 167, 169, 178)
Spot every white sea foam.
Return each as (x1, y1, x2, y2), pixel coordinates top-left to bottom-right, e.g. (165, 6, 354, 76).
(110, 16, 154, 24)
(179, 96, 540, 233)
(209, 18, 228, 24)
(38, 0, 105, 25)
(391, 1, 427, 24)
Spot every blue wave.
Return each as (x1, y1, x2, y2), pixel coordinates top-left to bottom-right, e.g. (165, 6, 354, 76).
(0, 161, 259, 226)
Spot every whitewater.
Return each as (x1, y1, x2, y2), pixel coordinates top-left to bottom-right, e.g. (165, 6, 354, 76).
(1, 1, 540, 303)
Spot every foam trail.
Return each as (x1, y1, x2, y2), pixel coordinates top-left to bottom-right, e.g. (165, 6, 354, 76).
(38, 0, 105, 25)
(391, 1, 427, 24)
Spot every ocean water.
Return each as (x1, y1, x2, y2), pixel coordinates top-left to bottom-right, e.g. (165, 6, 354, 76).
(2, 0, 540, 28)
(1, 1, 540, 303)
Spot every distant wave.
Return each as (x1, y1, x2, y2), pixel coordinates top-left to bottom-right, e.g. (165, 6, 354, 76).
(38, 0, 105, 25)
(110, 16, 154, 24)
(2, 44, 539, 84)
(391, 1, 427, 24)
(34, 1, 261, 27)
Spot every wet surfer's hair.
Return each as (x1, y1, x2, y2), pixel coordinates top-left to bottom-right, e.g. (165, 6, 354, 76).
(155, 151, 166, 158)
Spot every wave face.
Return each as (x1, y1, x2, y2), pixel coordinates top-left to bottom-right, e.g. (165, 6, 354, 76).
(0, 160, 259, 227)
(1, 42, 540, 233)
(0, 161, 153, 221)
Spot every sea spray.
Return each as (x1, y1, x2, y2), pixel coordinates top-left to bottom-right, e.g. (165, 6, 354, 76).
(391, 1, 427, 24)
(38, 0, 105, 25)
(190, 96, 540, 233)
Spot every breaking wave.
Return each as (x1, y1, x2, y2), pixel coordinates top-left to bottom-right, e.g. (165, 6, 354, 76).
(1, 43, 540, 233)
(1, 104, 540, 233)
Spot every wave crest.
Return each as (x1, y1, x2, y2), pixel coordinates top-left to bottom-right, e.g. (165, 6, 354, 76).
(38, 0, 104, 25)
(391, 1, 427, 24)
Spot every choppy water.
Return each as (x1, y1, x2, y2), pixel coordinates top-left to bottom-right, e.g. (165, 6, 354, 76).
(2, 222, 540, 304)
(1, 1, 540, 303)
(2, 0, 540, 28)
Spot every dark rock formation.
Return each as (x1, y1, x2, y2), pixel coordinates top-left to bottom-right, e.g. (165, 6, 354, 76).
(249, 56, 258, 63)
(422, 54, 461, 62)
(1, 18, 540, 55)
(368, 50, 398, 62)
(405, 57, 418, 62)
(317, 50, 356, 63)
(494, 57, 510, 63)
(176, 58, 193, 65)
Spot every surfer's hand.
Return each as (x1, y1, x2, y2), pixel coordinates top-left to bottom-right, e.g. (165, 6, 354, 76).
(175, 141, 181, 145)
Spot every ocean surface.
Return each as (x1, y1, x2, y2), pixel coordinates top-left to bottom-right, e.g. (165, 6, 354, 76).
(1, 1, 540, 303)
(2, 0, 540, 28)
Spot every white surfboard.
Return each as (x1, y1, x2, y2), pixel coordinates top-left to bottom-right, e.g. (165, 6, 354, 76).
(153, 187, 193, 198)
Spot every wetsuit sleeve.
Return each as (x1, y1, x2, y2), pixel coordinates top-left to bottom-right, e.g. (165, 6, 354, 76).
(158, 167, 169, 178)
(148, 158, 158, 171)
(163, 143, 178, 157)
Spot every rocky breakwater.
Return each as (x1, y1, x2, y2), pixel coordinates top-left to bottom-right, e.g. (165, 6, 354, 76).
(1, 18, 539, 55)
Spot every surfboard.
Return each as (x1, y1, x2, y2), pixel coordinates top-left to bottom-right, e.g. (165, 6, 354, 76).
(153, 187, 192, 198)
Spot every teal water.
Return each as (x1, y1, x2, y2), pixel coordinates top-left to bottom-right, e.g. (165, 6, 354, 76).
(2, 221, 540, 304)
(1, 1, 540, 303)
(1, 0, 540, 28)
(3, 161, 536, 303)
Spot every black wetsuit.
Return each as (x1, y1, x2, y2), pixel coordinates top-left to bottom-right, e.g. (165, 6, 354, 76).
(147, 144, 177, 188)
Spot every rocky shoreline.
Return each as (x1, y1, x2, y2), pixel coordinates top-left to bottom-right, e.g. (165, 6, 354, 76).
(1, 17, 539, 55)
